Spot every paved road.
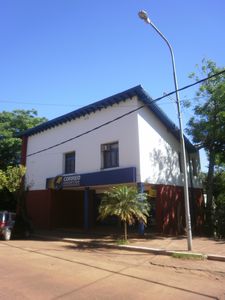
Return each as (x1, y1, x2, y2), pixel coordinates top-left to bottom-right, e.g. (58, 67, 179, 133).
(0, 239, 225, 299)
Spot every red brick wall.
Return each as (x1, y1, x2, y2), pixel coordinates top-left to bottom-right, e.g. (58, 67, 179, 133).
(156, 185, 204, 235)
(26, 190, 53, 229)
(26, 186, 204, 234)
(192, 188, 205, 234)
(25, 189, 95, 230)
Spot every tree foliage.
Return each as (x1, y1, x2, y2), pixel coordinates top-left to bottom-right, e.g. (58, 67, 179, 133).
(98, 185, 150, 240)
(0, 169, 7, 190)
(0, 109, 47, 169)
(187, 60, 225, 155)
(0, 165, 26, 211)
(0, 165, 26, 193)
(213, 170, 225, 238)
(186, 59, 225, 235)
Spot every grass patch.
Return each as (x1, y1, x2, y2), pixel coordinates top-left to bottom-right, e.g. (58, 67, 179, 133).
(115, 239, 129, 245)
(172, 252, 205, 260)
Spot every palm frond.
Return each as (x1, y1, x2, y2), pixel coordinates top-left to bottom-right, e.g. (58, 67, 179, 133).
(98, 185, 150, 225)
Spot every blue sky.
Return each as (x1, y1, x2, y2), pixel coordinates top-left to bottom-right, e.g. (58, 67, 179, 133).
(0, 0, 225, 170)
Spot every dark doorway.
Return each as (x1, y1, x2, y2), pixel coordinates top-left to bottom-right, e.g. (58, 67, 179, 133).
(52, 190, 84, 228)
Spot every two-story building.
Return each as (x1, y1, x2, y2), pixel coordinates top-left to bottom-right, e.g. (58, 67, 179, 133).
(20, 85, 204, 234)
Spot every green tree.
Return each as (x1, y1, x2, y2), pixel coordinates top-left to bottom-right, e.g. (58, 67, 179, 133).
(98, 185, 150, 241)
(186, 59, 225, 234)
(0, 169, 7, 190)
(0, 109, 47, 169)
(213, 170, 225, 238)
(3, 165, 26, 193)
(0, 165, 26, 211)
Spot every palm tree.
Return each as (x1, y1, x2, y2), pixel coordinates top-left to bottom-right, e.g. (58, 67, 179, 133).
(98, 185, 150, 241)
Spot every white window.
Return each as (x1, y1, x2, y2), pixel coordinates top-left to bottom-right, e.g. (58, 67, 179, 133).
(101, 142, 119, 169)
(65, 151, 75, 174)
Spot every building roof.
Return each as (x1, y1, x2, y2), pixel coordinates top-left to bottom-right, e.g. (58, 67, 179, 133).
(19, 85, 196, 152)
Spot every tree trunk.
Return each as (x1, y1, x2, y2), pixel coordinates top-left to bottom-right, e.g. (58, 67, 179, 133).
(124, 221, 127, 241)
(206, 148, 216, 235)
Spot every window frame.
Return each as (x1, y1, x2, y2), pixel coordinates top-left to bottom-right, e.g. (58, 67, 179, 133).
(101, 141, 119, 169)
(64, 151, 75, 174)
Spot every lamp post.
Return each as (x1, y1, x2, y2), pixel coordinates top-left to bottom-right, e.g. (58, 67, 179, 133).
(138, 10, 192, 251)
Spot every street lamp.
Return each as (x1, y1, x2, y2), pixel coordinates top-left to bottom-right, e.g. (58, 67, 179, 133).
(138, 10, 192, 251)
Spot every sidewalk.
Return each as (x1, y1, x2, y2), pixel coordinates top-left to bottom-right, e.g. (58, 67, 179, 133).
(33, 228, 225, 262)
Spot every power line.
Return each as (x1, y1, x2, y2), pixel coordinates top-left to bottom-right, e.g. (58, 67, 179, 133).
(26, 69, 225, 158)
(2, 70, 225, 109)
(150, 69, 225, 104)
(27, 106, 143, 157)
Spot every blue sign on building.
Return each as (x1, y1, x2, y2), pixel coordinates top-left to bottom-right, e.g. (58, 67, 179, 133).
(47, 167, 136, 190)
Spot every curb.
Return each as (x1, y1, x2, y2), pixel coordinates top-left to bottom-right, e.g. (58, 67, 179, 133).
(207, 254, 225, 262)
(32, 233, 225, 262)
(111, 244, 207, 260)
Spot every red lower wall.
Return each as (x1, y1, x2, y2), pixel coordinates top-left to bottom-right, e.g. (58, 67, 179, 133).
(192, 188, 205, 234)
(156, 185, 204, 235)
(26, 189, 53, 229)
(25, 186, 204, 234)
(25, 189, 94, 230)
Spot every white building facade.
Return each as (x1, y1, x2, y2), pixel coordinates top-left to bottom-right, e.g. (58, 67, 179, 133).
(20, 86, 204, 234)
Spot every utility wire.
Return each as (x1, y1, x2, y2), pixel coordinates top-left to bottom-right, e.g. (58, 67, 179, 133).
(25, 69, 225, 158)
(2, 70, 225, 108)
(150, 69, 225, 104)
(27, 106, 143, 157)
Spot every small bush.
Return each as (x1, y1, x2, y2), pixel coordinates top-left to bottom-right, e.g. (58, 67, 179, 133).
(115, 239, 129, 245)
